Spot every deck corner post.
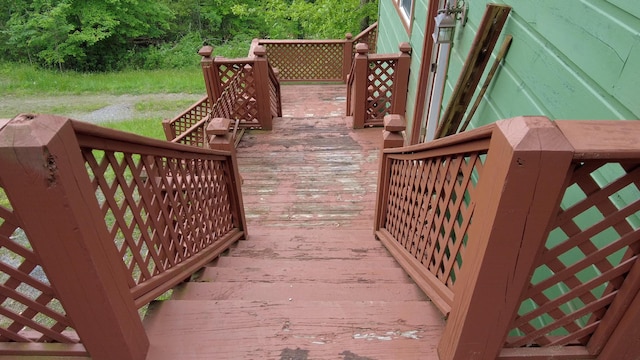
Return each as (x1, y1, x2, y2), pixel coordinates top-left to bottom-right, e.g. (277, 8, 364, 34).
(342, 32, 354, 82)
(0, 115, 149, 360)
(352, 43, 369, 129)
(391, 42, 411, 118)
(252, 45, 273, 130)
(200, 45, 222, 103)
(437, 116, 574, 360)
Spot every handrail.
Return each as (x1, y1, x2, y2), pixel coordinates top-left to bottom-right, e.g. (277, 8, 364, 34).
(0, 114, 247, 359)
(352, 21, 378, 54)
(375, 116, 640, 360)
(165, 45, 280, 145)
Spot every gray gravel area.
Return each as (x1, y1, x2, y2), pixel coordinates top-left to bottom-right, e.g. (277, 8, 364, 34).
(1, 93, 204, 123)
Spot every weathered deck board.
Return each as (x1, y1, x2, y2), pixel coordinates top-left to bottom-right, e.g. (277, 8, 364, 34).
(172, 282, 427, 301)
(143, 85, 445, 360)
(144, 300, 443, 360)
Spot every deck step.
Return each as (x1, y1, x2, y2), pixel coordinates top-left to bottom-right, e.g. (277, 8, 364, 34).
(196, 260, 411, 284)
(143, 300, 444, 360)
(172, 282, 427, 301)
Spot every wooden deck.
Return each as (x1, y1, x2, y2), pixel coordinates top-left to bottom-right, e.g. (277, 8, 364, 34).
(143, 85, 445, 359)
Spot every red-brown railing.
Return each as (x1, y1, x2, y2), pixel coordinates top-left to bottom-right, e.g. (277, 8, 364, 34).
(0, 114, 246, 359)
(375, 116, 640, 360)
(347, 42, 411, 128)
(165, 24, 378, 142)
(255, 22, 378, 83)
(164, 45, 280, 144)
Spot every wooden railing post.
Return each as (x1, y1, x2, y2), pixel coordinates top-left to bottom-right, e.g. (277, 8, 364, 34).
(205, 118, 248, 237)
(375, 114, 406, 232)
(437, 117, 574, 360)
(251, 45, 273, 130)
(0, 115, 149, 360)
(200, 45, 222, 103)
(382, 114, 406, 149)
(391, 42, 411, 118)
(351, 43, 369, 129)
(342, 33, 354, 82)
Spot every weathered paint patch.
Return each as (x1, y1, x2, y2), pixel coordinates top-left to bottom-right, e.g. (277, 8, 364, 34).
(280, 347, 309, 360)
(339, 350, 375, 360)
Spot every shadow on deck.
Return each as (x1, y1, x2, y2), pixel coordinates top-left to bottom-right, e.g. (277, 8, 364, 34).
(142, 85, 445, 359)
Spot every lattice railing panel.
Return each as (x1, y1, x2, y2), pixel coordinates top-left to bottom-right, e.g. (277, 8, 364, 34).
(216, 62, 249, 89)
(366, 59, 396, 124)
(262, 42, 344, 81)
(353, 23, 378, 56)
(507, 160, 640, 348)
(268, 68, 281, 118)
(168, 97, 211, 140)
(81, 147, 236, 300)
(0, 184, 78, 344)
(384, 151, 487, 291)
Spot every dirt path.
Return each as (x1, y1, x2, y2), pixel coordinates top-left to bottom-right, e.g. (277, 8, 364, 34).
(1, 93, 204, 123)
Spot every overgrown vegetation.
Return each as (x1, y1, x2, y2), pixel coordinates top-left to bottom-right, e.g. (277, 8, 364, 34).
(0, 0, 378, 72)
(0, 62, 204, 95)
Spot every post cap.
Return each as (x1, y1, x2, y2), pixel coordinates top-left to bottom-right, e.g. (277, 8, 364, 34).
(198, 45, 213, 57)
(399, 42, 412, 54)
(253, 45, 266, 57)
(355, 43, 369, 54)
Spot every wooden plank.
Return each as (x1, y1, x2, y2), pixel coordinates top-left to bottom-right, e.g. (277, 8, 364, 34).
(198, 261, 412, 284)
(498, 346, 595, 359)
(215, 256, 399, 269)
(0, 115, 149, 360)
(435, 4, 512, 138)
(144, 300, 445, 360)
(555, 120, 640, 159)
(0, 343, 88, 357)
(172, 282, 427, 301)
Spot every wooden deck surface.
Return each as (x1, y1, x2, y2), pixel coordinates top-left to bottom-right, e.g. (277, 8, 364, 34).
(143, 85, 445, 359)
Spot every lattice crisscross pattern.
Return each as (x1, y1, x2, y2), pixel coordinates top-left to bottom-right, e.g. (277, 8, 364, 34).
(0, 185, 78, 344)
(216, 63, 248, 88)
(212, 66, 261, 128)
(263, 42, 344, 81)
(81, 147, 236, 300)
(366, 59, 396, 123)
(384, 150, 486, 293)
(169, 97, 211, 140)
(508, 160, 640, 348)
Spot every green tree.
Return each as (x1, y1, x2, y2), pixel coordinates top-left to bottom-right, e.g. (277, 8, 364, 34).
(5, 0, 174, 70)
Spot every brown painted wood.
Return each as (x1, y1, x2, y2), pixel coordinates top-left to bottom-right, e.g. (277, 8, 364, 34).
(143, 84, 445, 359)
(438, 117, 575, 360)
(236, 87, 380, 229)
(172, 282, 427, 301)
(378, 229, 454, 316)
(144, 300, 444, 360)
(197, 259, 411, 284)
(555, 120, 640, 159)
(0, 115, 149, 360)
(351, 43, 370, 128)
(498, 347, 595, 359)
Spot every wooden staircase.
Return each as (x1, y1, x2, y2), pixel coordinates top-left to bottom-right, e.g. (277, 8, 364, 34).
(142, 85, 445, 359)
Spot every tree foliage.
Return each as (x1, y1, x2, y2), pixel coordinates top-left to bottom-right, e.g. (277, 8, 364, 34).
(0, 0, 378, 71)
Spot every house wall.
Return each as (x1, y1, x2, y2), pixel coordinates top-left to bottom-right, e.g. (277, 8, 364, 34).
(377, 0, 640, 141)
(377, 0, 431, 139)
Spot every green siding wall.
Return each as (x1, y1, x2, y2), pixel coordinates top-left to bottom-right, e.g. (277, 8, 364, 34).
(377, 0, 640, 140)
(377, 0, 431, 137)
